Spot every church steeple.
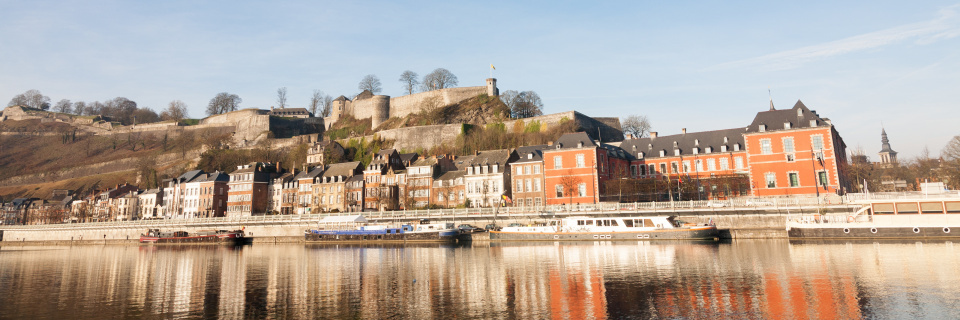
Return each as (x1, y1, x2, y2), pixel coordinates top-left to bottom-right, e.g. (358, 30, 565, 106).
(878, 127, 898, 165)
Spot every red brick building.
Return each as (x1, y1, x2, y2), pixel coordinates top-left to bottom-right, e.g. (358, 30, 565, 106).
(743, 101, 849, 196)
(542, 133, 629, 205)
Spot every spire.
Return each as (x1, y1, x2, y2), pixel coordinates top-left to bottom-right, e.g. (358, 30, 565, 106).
(768, 88, 775, 111)
(878, 126, 898, 164)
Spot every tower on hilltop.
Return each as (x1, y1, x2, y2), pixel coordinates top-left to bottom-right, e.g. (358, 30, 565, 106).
(878, 127, 898, 165)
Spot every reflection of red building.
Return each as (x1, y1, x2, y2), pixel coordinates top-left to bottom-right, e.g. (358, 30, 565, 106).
(548, 268, 607, 319)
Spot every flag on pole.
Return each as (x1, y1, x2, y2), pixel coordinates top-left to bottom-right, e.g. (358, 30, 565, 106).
(490, 64, 496, 70)
(501, 194, 512, 204)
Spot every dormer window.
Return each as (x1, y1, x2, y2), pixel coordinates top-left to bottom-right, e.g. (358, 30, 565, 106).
(734, 144, 741, 151)
(577, 142, 583, 148)
(809, 120, 817, 127)
(692, 148, 699, 155)
(784, 122, 792, 129)
(632, 145, 637, 151)
(674, 149, 681, 156)
(705, 147, 712, 153)
(721, 145, 727, 152)
(759, 124, 766, 132)
(694, 139, 700, 146)
(648, 144, 652, 149)
(660, 150, 666, 157)
(723, 136, 729, 143)
(673, 141, 678, 148)
(527, 153, 533, 159)
(797, 109, 803, 117)
(638, 152, 644, 159)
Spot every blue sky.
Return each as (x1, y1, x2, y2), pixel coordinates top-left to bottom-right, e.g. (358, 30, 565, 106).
(2, 1, 959, 159)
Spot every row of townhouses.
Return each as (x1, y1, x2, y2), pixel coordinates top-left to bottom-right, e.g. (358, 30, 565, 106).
(1, 101, 850, 223)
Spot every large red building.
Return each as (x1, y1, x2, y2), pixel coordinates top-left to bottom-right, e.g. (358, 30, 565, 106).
(743, 101, 849, 196)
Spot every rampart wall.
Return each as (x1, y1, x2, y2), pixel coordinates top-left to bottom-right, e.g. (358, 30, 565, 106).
(388, 86, 488, 119)
(376, 124, 465, 151)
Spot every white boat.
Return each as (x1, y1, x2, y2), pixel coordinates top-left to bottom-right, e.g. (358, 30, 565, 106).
(304, 215, 459, 242)
(786, 196, 960, 238)
(489, 216, 718, 241)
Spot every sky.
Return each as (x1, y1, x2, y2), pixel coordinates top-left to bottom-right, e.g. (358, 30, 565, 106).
(2, 1, 959, 159)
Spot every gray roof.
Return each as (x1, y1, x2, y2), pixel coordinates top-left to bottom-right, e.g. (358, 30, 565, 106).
(469, 149, 515, 166)
(554, 132, 597, 149)
(452, 155, 475, 170)
(323, 161, 362, 178)
(177, 170, 206, 183)
(410, 157, 439, 167)
(437, 170, 464, 181)
(199, 172, 230, 182)
(619, 127, 747, 160)
(295, 166, 325, 180)
(745, 100, 828, 133)
(513, 145, 547, 164)
(399, 153, 419, 165)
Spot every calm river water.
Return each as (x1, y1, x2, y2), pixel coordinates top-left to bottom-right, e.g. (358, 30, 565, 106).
(1, 240, 959, 319)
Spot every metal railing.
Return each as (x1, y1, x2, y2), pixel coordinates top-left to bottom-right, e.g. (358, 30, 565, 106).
(2, 196, 864, 230)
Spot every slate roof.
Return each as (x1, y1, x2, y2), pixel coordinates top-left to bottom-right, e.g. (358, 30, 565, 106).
(295, 166, 325, 181)
(399, 153, 419, 165)
(269, 108, 313, 117)
(469, 149, 514, 167)
(323, 161, 362, 178)
(410, 157, 439, 167)
(514, 145, 548, 164)
(619, 127, 747, 160)
(177, 170, 206, 183)
(553, 132, 597, 149)
(202, 171, 230, 182)
(745, 100, 828, 133)
(452, 155, 476, 170)
(437, 170, 464, 182)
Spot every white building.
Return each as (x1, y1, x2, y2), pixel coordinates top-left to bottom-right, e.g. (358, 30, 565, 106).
(464, 149, 516, 208)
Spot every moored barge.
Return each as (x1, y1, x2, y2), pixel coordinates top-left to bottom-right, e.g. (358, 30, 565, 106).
(489, 216, 718, 241)
(304, 215, 459, 243)
(786, 196, 960, 239)
(139, 229, 248, 245)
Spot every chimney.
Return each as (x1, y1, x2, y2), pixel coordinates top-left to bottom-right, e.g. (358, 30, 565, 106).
(626, 133, 634, 140)
(682, 128, 687, 135)
(547, 141, 554, 146)
(276, 162, 281, 172)
(650, 132, 658, 139)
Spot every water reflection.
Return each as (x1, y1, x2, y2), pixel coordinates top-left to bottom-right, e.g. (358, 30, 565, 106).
(1, 240, 958, 319)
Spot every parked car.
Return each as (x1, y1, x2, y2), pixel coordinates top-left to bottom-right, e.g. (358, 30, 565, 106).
(484, 224, 500, 231)
(458, 224, 482, 232)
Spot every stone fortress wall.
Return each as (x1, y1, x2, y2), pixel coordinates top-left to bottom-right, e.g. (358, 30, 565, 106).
(325, 78, 498, 128)
(343, 110, 623, 152)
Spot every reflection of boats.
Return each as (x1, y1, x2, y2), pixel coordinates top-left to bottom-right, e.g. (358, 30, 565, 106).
(304, 215, 459, 243)
(139, 229, 247, 245)
(787, 196, 960, 238)
(489, 216, 718, 241)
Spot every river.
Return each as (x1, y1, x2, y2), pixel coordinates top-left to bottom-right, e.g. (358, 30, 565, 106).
(1, 240, 958, 319)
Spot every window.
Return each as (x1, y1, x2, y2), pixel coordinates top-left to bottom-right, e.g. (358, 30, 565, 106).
(534, 179, 541, 191)
(786, 154, 795, 162)
(765, 173, 777, 188)
(555, 185, 564, 197)
(812, 135, 824, 150)
(670, 162, 678, 174)
(707, 159, 716, 171)
(783, 137, 795, 152)
(818, 171, 829, 186)
(695, 159, 703, 172)
(631, 165, 638, 176)
(533, 165, 540, 174)
(524, 165, 531, 175)
(789, 173, 799, 187)
(576, 154, 585, 168)
(578, 183, 587, 197)
(640, 165, 647, 176)
(650, 164, 657, 175)
(682, 161, 690, 173)
(760, 139, 772, 154)
(516, 166, 523, 175)
(734, 157, 744, 169)
(516, 180, 523, 192)
(554, 156, 562, 169)
(525, 179, 532, 192)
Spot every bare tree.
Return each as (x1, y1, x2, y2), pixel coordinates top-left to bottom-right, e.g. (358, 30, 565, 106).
(309, 90, 324, 115)
(8, 89, 51, 110)
(621, 114, 652, 138)
(277, 87, 288, 109)
(54, 99, 72, 113)
(73, 101, 86, 115)
(943, 135, 960, 190)
(559, 172, 580, 206)
(510, 91, 543, 118)
(399, 70, 419, 95)
(421, 68, 458, 91)
(358, 75, 382, 94)
(206, 92, 242, 116)
(161, 100, 188, 121)
(322, 94, 333, 117)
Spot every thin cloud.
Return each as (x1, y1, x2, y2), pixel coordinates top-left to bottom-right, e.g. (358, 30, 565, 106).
(713, 4, 960, 71)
